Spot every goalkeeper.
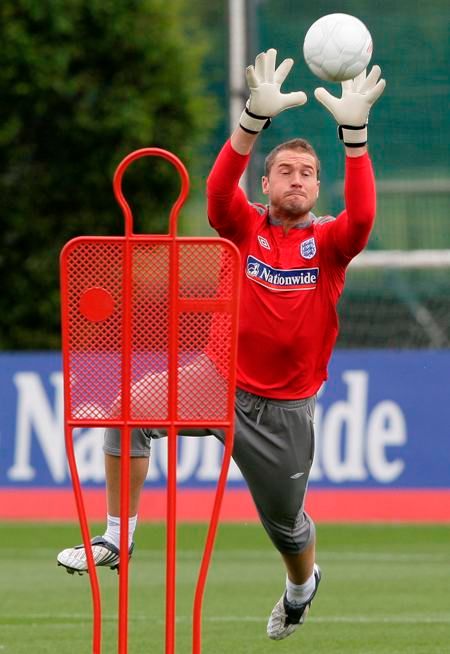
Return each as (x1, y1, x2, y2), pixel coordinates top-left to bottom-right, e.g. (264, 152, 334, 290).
(205, 48, 385, 639)
(58, 48, 385, 641)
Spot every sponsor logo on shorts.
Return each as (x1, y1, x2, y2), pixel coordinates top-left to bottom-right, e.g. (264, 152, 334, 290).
(246, 255, 319, 292)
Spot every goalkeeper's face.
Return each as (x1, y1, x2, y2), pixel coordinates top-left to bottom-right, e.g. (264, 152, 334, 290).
(262, 150, 320, 220)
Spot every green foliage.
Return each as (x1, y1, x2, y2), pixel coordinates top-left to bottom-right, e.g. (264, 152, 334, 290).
(0, 0, 217, 348)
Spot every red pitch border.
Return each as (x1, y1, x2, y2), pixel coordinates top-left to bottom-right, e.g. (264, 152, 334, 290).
(1, 488, 450, 522)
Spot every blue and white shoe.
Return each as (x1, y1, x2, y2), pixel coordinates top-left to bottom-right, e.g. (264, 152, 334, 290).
(267, 564, 322, 640)
(57, 536, 134, 575)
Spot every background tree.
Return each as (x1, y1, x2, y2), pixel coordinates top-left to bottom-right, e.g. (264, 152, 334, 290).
(0, 0, 217, 349)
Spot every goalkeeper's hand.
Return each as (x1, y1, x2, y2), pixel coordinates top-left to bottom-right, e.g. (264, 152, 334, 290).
(239, 48, 307, 134)
(314, 65, 386, 147)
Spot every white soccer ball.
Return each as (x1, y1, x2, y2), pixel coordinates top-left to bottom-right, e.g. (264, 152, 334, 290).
(303, 13, 373, 82)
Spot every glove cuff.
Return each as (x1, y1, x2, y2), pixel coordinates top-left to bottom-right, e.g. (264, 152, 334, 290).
(239, 106, 272, 134)
(338, 124, 368, 147)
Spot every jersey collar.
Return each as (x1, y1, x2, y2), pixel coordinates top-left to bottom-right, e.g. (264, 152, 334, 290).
(268, 211, 316, 229)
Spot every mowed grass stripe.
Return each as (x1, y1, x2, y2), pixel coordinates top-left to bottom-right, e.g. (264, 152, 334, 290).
(2, 613, 450, 624)
(3, 548, 450, 563)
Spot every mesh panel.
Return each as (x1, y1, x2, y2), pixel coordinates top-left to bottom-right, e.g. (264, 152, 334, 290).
(61, 237, 239, 425)
(130, 243, 170, 420)
(178, 243, 237, 421)
(64, 240, 124, 419)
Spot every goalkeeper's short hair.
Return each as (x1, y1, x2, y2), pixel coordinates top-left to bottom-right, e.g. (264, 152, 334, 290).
(265, 138, 321, 179)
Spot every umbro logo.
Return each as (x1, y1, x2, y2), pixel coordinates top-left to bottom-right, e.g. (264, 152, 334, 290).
(257, 235, 270, 250)
(290, 472, 305, 479)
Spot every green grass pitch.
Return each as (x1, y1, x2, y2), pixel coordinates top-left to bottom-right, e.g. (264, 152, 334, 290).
(1, 522, 449, 653)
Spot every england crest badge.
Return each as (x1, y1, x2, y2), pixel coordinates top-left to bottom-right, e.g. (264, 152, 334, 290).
(300, 237, 317, 260)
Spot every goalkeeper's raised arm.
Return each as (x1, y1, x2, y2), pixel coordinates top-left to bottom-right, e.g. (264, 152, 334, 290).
(231, 48, 307, 154)
(315, 66, 386, 260)
(207, 48, 308, 239)
(315, 65, 386, 157)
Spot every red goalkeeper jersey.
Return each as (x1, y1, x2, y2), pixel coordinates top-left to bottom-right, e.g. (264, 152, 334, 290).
(206, 140, 376, 399)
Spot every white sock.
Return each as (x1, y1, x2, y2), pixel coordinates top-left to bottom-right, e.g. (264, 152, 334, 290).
(103, 514, 137, 549)
(286, 568, 316, 606)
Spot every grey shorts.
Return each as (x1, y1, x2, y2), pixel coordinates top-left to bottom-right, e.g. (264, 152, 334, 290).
(104, 388, 316, 555)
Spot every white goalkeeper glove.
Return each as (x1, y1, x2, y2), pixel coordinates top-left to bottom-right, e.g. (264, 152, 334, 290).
(239, 48, 307, 134)
(314, 65, 386, 147)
